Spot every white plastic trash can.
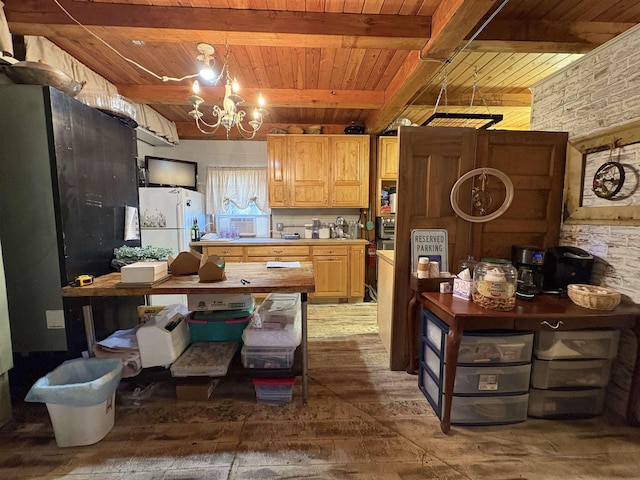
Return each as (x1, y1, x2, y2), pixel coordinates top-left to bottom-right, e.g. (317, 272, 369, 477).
(25, 357, 122, 447)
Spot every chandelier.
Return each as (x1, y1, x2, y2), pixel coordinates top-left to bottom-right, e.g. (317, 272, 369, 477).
(188, 43, 267, 139)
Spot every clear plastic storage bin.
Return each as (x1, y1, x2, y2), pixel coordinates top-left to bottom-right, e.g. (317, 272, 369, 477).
(534, 329, 620, 360)
(423, 311, 533, 364)
(241, 346, 296, 369)
(451, 363, 531, 395)
(252, 377, 295, 403)
(530, 358, 612, 389)
(528, 387, 605, 418)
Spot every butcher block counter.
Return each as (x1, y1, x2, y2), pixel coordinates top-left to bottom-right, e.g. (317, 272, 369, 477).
(191, 238, 368, 301)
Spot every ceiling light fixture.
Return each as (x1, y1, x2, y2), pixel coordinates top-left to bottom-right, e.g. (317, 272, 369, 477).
(188, 43, 267, 139)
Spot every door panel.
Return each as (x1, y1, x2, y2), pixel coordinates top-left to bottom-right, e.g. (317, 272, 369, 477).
(389, 126, 568, 371)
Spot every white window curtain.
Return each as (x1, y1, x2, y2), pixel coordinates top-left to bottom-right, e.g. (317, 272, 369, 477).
(206, 166, 270, 214)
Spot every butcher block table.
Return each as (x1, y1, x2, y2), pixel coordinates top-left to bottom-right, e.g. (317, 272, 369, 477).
(62, 262, 316, 402)
(418, 291, 640, 434)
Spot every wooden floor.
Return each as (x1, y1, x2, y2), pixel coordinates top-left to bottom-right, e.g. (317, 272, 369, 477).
(2, 303, 640, 479)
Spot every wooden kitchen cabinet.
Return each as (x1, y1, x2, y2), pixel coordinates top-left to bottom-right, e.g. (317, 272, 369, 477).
(378, 136, 398, 179)
(245, 245, 310, 262)
(267, 134, 369, 208)
(330, 136, 369, 208)
(349, 245, 365, 297)
(198, 240, 367, 301)
(203, 246, 244, 263)
(377, 136, 398, 217)
(288, 135, 330, 207)
(311, 245, 349, 298)
(267, 135, 288, 207)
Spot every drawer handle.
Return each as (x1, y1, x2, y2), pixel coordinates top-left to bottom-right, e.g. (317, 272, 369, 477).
(274, 249, 283, 253)
(541, 320, 564, 329)
(223, 249, 230, 254)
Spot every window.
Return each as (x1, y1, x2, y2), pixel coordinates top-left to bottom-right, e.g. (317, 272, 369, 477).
(206, 166, 270, 215)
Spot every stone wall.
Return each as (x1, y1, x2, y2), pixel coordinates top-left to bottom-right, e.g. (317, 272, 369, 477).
(530, 23, 640, 419)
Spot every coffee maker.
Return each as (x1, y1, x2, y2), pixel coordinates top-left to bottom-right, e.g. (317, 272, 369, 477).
(511, 245, 546, 296)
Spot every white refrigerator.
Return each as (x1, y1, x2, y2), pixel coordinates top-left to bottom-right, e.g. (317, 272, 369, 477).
(139, 187, 205, 305)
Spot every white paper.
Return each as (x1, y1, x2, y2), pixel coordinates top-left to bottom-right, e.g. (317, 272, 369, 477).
(124, 205, 140, 241)
(266, 261, 301, 268)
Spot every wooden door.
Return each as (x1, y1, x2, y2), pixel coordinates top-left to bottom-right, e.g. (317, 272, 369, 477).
(470, 130, 567, 260)
(267, 135, 288, 207)
(330, 136, 369, 208)
(288, 135, 329, 207)
(312, 255, 348, 298)
(389, 126, 568, 371)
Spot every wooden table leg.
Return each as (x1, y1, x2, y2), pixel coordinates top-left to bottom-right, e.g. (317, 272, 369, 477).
(627, 320, 640, 426)
(301, 292, 308, 404)
(406, 291, 420, 374)
(441, 322, 463, 434)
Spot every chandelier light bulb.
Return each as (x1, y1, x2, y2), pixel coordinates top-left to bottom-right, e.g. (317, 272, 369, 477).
(258, 92, 265, 107)
(232, 78, 240, 93)
(199, 68, 215, 81)
(192, 80, 200, 95)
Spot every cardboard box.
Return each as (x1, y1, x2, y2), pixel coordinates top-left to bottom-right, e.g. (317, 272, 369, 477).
(198, 255, 226, 282)
(169, 251, 202, 275)
(169, 251, 226, 282)
(188, 293, 255, 311)
(120, 261, 167, 283)
(137, 305, 165, 323)
(453, 278, 473, 300)
(175, 378, 219, 401)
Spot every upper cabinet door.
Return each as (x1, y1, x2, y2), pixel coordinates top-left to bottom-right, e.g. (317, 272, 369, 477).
(267, 135, 288, 207)
(330, 136, 369, 208)
(288, 135, 330, 207)
(378, 136, 398, 179)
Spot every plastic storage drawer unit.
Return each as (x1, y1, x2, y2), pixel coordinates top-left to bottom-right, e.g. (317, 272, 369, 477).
(451, 363, 531, 395)
(419, 364, 530, 424)
(531, 358, 612, 389)
(528, 387, 605, 418)
(423, 311, 533, 364)
(534, 329, 620, 360)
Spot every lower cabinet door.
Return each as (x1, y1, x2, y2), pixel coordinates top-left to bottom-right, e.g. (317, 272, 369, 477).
(312, 255, 348, 297)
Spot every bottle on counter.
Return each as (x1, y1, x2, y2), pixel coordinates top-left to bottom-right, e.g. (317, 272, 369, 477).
(190, 218, 200, 242)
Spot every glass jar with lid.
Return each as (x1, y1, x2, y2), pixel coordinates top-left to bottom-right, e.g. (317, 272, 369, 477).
(472, 258, 517, 311)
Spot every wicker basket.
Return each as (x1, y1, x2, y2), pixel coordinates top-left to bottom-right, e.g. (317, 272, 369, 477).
(567, 284, 621, 310)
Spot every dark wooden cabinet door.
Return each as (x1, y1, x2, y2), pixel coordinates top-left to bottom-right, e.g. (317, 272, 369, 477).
(390, 126, 568, 370)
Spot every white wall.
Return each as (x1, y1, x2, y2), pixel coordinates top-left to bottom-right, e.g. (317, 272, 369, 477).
(140, 139, 362, 236)
(530, 23, 640, 419)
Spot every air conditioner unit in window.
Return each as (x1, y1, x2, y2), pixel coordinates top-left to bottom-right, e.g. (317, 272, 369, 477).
(216, 215, 257, 237)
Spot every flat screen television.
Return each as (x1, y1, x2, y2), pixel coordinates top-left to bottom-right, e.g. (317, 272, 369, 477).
(144, 155, 198, 191)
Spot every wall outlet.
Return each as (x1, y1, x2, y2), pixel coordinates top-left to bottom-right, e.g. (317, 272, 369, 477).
(45, 310, 66, 329)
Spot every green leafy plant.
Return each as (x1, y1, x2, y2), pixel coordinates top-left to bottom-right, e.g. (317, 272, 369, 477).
(113, 245, 173, 261)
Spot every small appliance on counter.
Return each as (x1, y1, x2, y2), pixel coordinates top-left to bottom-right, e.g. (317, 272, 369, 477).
(543, 246, 594, 293)
(511, 245, 545, 298)
(376, 217, 395, 250)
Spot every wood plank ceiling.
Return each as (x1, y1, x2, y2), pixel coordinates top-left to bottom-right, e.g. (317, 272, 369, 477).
(4, 0, 640, 140)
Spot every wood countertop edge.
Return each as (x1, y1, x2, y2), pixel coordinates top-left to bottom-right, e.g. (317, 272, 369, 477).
(192, 239, 369, 247)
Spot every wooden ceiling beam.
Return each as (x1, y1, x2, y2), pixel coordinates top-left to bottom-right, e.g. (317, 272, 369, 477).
(118, 85, 385, 109)
(365, 0, 502, 133)
(7, 24, 425, 50)
(4, 1, 431, 50)
(467, 20, 637, 54)
(413, 90, 532, 107)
